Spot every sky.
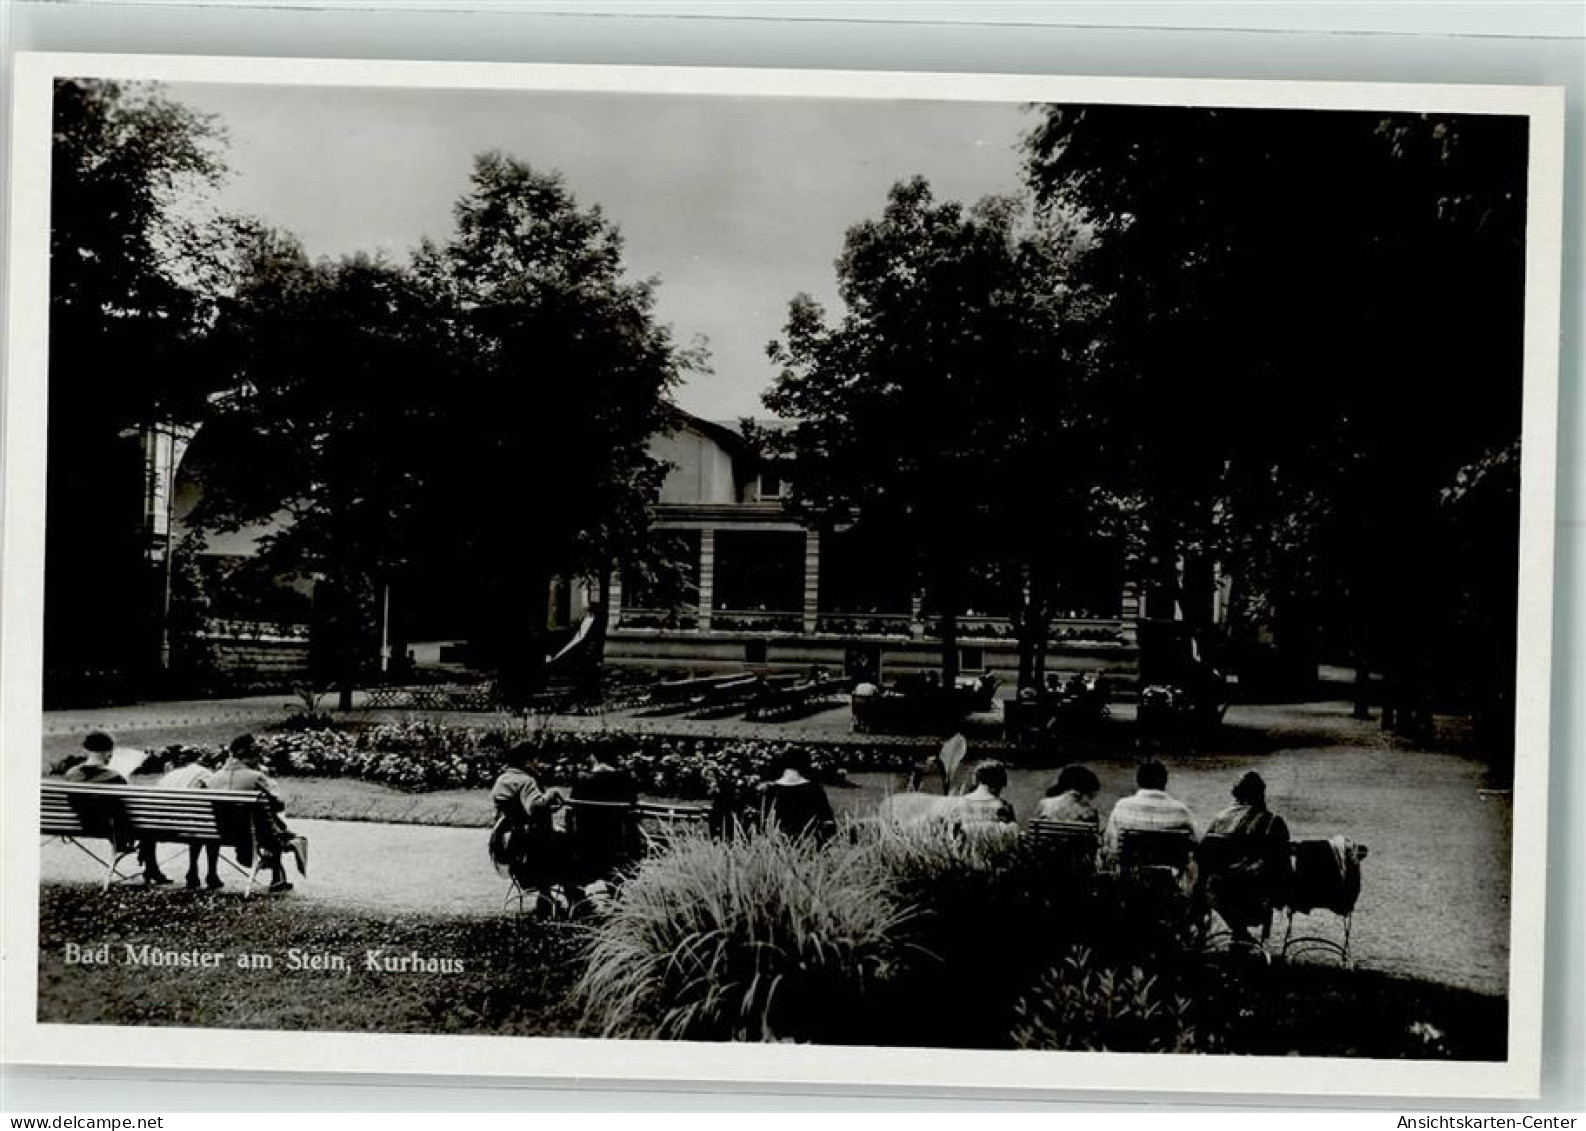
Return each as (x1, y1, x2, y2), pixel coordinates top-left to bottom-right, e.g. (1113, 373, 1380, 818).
(167, 82, 1035, 419)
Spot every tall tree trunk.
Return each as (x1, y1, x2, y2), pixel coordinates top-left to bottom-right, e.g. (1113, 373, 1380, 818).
(1351, 654, 1372, 719)
(472, 556, 549, 709)
(311, 572, 373, 713)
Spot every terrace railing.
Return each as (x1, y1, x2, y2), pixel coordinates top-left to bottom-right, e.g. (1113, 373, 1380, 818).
(200, 617, 311, 642)
(615, 607, 700, 631)
(708, 610, 802, 634)
(813, 613, 914, 637)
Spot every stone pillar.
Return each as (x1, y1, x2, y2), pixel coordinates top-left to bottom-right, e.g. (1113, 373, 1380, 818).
(697, 528, 715, 631)
(801, 529, 821, 635)
(607, 571, 623, 625)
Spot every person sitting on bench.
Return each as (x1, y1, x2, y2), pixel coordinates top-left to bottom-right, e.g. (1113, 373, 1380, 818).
(207, 735, 299, 893)
(158, 748, 221, 890)
(63, 732, 170, 886)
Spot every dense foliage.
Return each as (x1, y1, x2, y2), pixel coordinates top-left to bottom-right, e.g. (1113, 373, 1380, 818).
(762, 180, 1120, 688)
(1023, 106, 1528, 731)
(189, 155, 694, 707)
(46, 79, 231, 701)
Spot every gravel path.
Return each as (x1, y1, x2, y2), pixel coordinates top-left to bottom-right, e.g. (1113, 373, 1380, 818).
(836, 710, 1513, 999)
(39, 817, 513, 917)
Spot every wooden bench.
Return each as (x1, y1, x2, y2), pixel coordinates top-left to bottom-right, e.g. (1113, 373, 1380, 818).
(41, 781, 284, 896)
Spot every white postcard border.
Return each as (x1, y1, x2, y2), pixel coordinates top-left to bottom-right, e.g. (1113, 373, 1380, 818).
(2, 52, 1565, 1101)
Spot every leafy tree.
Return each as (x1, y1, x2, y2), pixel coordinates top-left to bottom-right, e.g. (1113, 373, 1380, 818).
(192, 154, 691, 706)
(1024, 105, 1529, 717)
(764, 178, 1112, 687)
(190, 231, 451, 707)
(45, 79, 229, 698)
(414, 153, 692, 700)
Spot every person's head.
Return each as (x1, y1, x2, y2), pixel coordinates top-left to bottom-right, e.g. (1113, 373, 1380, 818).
(1136, 760, 1168, 791)
(228, 733, 259, 764)
(503, 741, 537, 771)
(974, 760, 1008, 795)
(1232, 771, 1267, 807)
(81, 732, 114, 763)
(778, 747, 813, 778)
(1049, 764, 1100, 799)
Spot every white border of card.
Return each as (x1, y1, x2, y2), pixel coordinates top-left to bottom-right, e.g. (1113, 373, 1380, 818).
(2, 52, 1565, 1100)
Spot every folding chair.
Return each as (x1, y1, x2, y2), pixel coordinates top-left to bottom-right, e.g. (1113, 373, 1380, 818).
(1026, 818, 1100, 882)
(1281, 837, 1369, 966)
(1196, 831, 1283, 960)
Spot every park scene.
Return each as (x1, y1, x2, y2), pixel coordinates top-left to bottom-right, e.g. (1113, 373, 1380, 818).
(34, 76, 1528, 1059)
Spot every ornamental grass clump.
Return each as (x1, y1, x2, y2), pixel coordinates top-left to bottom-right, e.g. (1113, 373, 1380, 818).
(576, 828, 916, 1043)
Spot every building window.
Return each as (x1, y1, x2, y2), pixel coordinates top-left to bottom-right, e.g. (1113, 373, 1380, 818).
(756, 469, 787, 500)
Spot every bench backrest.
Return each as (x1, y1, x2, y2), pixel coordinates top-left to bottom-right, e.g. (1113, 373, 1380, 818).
(41, 781, 271, 847)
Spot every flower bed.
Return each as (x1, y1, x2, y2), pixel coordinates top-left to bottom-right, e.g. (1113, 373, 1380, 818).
(144, 722, 919, 803)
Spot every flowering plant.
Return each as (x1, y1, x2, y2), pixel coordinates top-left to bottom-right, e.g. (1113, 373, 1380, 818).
(148, 722, 915, 801)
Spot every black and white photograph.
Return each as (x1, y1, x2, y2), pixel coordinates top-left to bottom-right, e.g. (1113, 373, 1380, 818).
(1, 56, 1564, 1098)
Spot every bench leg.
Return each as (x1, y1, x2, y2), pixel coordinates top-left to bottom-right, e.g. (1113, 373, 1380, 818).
(103, 849, 137, 893)
(503, 880, 526, 916)
(47, 837, 140, 892)
(51, 836, 114, 872)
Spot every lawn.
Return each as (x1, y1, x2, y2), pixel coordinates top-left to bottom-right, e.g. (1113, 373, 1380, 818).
(35, 885, 585, 1036)
(34, 881, 1506, 1059)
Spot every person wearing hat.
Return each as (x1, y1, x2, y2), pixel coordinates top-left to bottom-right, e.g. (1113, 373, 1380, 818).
(761, 747, 837, 843)
(61, 732, 125, 784)
(488, 741, 568, 915)
(1202, 771, 1291, 942)
(207, 734, 301, 893)
(63, 732, 171, 885)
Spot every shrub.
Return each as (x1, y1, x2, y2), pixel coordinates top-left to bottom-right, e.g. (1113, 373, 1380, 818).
(852, 821, 1084, 1047)
(1012, 947, 1208, 1054)
(577, 828, 915, 1043)
(576, 819, 1210, 1049)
